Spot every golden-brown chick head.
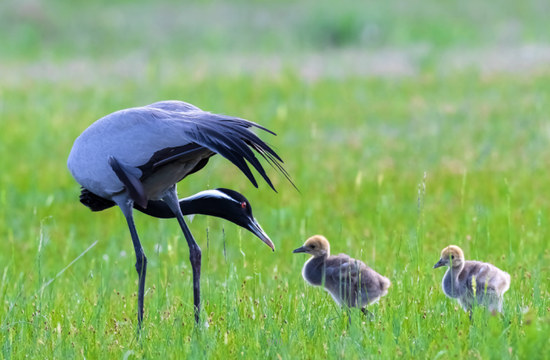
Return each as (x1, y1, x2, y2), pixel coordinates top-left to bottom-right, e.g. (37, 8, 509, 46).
(433, 245, 465, 269)
(292, 235, 330, 258)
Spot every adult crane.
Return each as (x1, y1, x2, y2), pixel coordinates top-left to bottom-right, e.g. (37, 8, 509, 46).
(67, 100, 292, 327)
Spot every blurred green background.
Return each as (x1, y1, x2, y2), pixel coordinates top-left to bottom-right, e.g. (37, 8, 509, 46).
(2, 0, 550, 57)
(1, 0, 550, 359)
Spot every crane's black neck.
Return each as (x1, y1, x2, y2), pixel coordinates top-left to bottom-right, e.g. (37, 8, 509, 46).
(80, 187, 239, 220)
(135, 193, 240, 220)
(135, 199, 197, 218)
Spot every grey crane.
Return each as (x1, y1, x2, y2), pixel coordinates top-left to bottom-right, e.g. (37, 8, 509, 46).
(67, 100, 292, 327)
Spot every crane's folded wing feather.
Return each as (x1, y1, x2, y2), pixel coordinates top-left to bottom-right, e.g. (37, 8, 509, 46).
(108, 156, 148, 208)
(145, 107, 295, 191)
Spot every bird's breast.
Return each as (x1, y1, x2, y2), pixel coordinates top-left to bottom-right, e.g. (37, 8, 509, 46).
(302, 257, 325, 286)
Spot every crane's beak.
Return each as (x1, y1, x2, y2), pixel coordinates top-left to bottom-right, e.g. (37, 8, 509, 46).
(246, 217, 275, 252)
(292, 246, 307, 253)
(433, 259, 445, 269)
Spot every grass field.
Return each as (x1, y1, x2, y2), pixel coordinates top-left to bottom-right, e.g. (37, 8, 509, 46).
(1, 0, 550, 359)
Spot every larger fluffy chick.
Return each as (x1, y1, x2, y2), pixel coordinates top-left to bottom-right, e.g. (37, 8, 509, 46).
(293, 235, 391, 311)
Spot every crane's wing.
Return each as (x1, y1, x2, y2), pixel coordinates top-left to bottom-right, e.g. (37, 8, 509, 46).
(69, 100, 296, 203)
(108, 156, 148, 208)
(141, 102, 296, 191)
(137, 142, 214, 183)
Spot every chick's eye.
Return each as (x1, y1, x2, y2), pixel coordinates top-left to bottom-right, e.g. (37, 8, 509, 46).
(311, 245, 316, 249)
(451, 255, 455, 259)
(241, 202, 247, 209)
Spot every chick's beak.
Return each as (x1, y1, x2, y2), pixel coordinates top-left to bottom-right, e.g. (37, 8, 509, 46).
(246, 217, 275, 252)
(293, 246, 307, 254)
(433, 259, 445, 269)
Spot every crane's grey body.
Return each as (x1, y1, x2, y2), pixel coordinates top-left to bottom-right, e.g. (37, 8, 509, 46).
(441, 260, 510, 312)
(68, 101, 250, 201)
(67, 100, 289, 327)
(302, 253, 391, 307)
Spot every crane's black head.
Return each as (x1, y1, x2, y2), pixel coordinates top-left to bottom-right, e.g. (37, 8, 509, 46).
(184, 188, 275, 251)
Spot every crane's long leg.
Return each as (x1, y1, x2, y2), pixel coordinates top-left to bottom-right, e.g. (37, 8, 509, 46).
(163, 186, 202, 324)
(117, 199, 148, 329)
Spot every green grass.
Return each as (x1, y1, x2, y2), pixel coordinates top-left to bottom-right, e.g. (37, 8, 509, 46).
(1, 0, 550, 358)
(1, 71, 550, 359)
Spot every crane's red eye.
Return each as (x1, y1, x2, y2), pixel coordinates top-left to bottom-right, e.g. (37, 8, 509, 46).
(241, 202, 247, 209)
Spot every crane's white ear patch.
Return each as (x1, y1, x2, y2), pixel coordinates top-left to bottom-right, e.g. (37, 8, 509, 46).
(185, 189, 239, 203)
(186, 214, 195, 223)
